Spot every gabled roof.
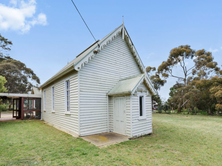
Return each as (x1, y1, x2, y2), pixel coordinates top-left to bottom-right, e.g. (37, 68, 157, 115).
(31, 87, 41, 95)
(108, 74, 144, 96)
(40, 24, 157, 95)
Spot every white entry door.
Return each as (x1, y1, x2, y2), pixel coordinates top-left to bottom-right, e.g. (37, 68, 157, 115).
(113, 97, 126, 135)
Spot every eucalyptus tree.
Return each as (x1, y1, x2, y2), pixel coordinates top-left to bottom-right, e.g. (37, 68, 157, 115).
(209, 77, 222, 115)
(158, 45, 221, 85)
(146, 66, 166, 108)
(0, 34, 12, 57)
(0, 34, 40, 93)
(157, 45, 221, 112)
(195, 78, 218, 115)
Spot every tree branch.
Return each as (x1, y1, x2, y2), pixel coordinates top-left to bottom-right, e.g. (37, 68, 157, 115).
(187, 65, 196, 72)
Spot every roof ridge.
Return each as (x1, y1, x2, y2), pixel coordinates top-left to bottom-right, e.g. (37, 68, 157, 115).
(76, 40, 100, 58)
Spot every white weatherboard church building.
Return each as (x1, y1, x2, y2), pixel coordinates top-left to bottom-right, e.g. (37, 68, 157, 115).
(40, 24, 156, 138)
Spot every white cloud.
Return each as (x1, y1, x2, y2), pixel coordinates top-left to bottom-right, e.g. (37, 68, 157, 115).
(10, 0, 17, 7)
(209, 48, 219, 53)
(0, 0, 47, 33)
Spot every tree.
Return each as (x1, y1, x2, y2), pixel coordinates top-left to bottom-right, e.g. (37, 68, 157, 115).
(167, 83, 185, 113)
(209, 77, 222, 115)
(0, 34, 12, 57)
(0, 57, 40, 93)
(193, 49, 221, 80)
(194, 77, 221, 115)
(0, 34, 40, 93)
(146, 66, 166, 109)
(158, 45, 221, 86)
(0, 76, 7, 93)
(183, 85, 201, 115)
(146, 66, 166, 91)
(157, 45, 221, 113)
(0, 76, 7, 118)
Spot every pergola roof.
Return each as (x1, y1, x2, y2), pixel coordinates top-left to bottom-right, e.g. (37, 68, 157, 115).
(0, 93, 41, 98)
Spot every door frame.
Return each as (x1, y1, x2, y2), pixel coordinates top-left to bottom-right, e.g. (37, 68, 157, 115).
(113, 96, 126, 135)
(13, 98, 21, 119)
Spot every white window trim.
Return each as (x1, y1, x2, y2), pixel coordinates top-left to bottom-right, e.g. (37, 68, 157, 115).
(65, 79, 70, 112)
(43, 90, 46, 111)
(138, 92, 146, 119)
(51, 86, 55, 112)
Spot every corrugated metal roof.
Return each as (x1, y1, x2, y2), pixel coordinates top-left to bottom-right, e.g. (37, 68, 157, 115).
(108, 74, 144, 96)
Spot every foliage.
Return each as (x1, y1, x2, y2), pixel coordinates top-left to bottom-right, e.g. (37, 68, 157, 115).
(0, 34, 12, 57)
(209, 77, 222, 115)
(0, 34, 40, 93)
(157, 45, 221, 85)
(154, 45, 222, 115)
(146, 66, 166, 91)
(146, 66, 166, 109)
(0, 76, 7, 93)
(0, 104, 6, 112)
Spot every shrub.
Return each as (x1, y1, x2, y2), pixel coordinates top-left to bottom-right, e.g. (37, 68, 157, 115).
(157, 106, 162, 113)
(0, 104, 7, 112)
(166, 109, 171, 114)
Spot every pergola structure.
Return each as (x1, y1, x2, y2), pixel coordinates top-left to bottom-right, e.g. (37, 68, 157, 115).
(0, 93, 41, 120)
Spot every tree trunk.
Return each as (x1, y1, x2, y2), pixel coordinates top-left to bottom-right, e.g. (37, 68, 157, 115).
(177, 99, 182, 113)
(208, 107, 212, 115)
(177, 106, 182, 113)
(217, 110, 219, 116)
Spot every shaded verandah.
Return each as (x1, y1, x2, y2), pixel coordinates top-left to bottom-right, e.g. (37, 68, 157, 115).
(0, 93, 41, 120)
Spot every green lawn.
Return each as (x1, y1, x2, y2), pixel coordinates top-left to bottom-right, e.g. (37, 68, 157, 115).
(0, 114, 222, 166)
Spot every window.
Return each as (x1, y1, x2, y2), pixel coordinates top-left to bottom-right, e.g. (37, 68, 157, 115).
(65, 80, 70, 112)
(22, 98, 41, 119)
(43, 90, 46, 110)
(139, 96, 143, 116)
(139, 94, 146, 119)
(24, 98, 41, 110)
(52, 86, 54, 111)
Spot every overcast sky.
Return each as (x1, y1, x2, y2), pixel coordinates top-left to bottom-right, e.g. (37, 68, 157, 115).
(1, 0, 222, 100)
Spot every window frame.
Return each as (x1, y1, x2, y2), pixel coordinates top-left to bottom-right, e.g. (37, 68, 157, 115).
(51, 86, 55, 112)
(65, 79, 70, 112)
(138, 93, 146, 119)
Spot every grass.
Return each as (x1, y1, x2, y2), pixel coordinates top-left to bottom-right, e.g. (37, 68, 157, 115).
(0, 114, 222, 165)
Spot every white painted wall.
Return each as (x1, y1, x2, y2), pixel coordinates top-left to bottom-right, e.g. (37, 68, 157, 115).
(131, 82, 152, 137)
(78, 34, 142, 136)
(42, 71, 79, 136)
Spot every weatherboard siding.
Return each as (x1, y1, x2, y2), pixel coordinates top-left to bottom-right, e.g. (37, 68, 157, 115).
(42, 71, 79, 136)
(78, 34, 141, 136)
(108, 96, 114, 132)
(131, 82, 152, 137)
(125, 96, 132, 137)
